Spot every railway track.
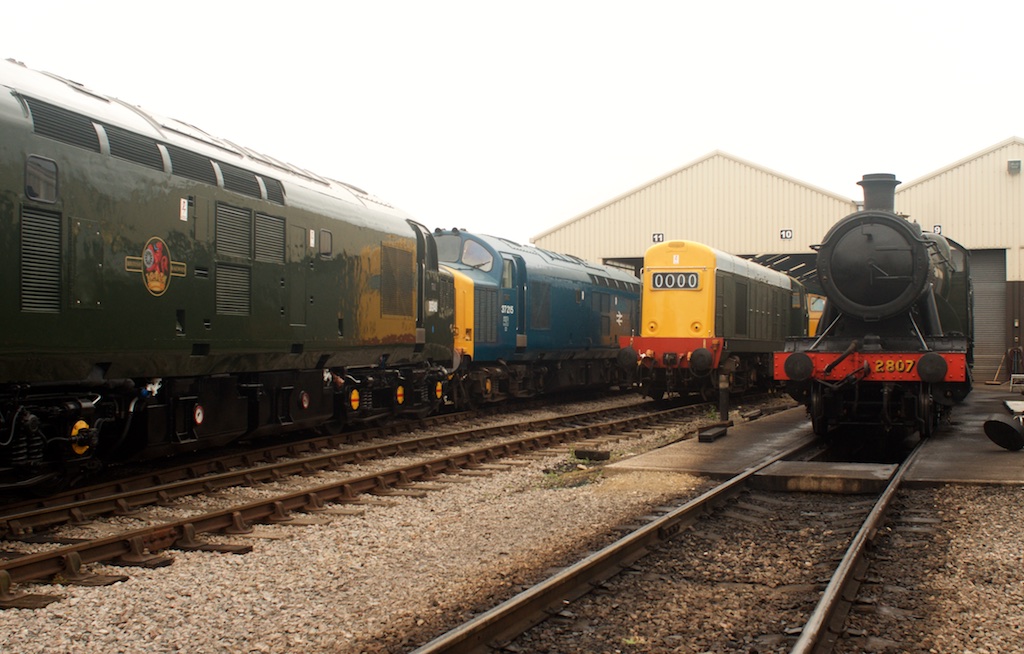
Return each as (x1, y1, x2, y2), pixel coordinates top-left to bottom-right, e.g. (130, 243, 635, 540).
(0, 395, 654, 534)
(0, 394, 583, 509)
(412, 438, 923, 653)
(0, 395, 735, 609)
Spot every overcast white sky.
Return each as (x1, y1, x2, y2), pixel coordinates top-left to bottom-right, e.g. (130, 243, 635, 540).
(7, 1, 1023, 244)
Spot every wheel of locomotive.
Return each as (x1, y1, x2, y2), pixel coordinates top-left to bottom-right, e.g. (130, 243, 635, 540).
(810, 383, 829, 437)
(312, 419, 345, 437)
(29, 457, 102, 497)
(918, 386, 936, 438)
(446, 374, 473, 410)
(643, 382, 665, 402)
(699, 370, 719, 402)
(700, 382, 716, 403)
(744, 368, 758, 394)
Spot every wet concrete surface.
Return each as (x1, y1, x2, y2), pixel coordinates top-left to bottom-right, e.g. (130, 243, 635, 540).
(606, 383, 1024, 486)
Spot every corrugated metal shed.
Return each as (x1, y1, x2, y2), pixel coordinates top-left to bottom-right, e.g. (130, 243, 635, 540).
(534, 137, 1024, 382)
(895, 136, 1024, 282)
(532, 151, 857, 264)
(894, 136, 1024, 382)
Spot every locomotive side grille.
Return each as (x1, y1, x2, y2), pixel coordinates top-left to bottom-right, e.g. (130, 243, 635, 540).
(593, 292, 611, 336)
(218, 161, 262, 199)
(255, 213, 285, 263)
(25, 97, 101, 153)
(165, 144, 217, 185)
(474, 287, 498, 343)
(439, 275, 454, 315)
(261, 177, 285, 204)
(216, 203, 253, 258)
(216, 264, 251, 315)
(735, 281, 749, 335)
(104, 124, 164, 170)
(20, 208, 62, 312)
(715, 271, 725, 337)
(381, 245, 414, 317)
(530, 282, 551, 329)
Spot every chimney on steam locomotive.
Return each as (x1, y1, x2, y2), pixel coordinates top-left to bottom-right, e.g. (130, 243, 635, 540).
(857, 173, 900, 212)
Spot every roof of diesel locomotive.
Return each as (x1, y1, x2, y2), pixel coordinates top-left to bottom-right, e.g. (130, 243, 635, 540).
(0, 58, 412, 227)
(435, 229, 640, 289)
(645, 240, 797, 291)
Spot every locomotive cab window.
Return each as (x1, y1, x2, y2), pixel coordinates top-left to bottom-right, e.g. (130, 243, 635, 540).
(501, 259, 514, 288)
(434, 234, 461, 262)
(319, 230, 333, 257)
(461, 239, 493, 272)
(26, 155, 58, 203)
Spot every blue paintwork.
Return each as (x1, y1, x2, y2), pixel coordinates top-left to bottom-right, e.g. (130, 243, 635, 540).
(436, 230, 640, 363)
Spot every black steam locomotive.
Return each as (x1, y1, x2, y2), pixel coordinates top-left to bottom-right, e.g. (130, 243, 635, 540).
(775, 174, 973, 437)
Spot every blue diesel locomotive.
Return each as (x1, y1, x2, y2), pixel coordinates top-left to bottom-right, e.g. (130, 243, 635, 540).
(435, 229, 640, 405)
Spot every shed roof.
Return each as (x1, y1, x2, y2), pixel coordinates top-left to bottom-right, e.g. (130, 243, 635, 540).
(896, 136, 1024, 192)
(532, 150, 854, 241)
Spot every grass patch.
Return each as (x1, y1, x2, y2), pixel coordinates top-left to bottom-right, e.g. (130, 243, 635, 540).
(540, 458, 604, 488)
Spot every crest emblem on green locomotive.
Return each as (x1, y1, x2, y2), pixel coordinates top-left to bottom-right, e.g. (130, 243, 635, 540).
(124, 237, 187, 296)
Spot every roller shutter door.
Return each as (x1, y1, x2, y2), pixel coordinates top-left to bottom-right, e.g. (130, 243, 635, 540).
(970, 249, 1006, 383)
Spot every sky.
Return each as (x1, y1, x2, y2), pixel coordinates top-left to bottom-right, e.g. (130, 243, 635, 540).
(6, 1, 1023, 244)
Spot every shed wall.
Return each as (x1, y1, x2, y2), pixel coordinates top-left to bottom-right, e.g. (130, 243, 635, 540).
(970, 250, 1008, 382)
(895, 139, 1024, 282)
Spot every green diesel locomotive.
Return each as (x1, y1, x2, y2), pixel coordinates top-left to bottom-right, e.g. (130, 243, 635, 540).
(0, 59, 452, 490)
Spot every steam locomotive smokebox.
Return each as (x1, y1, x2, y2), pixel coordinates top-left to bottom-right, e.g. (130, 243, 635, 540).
(815, 172, 948, 323)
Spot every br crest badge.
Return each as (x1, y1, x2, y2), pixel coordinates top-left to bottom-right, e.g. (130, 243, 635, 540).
(125, 237, 187, 296)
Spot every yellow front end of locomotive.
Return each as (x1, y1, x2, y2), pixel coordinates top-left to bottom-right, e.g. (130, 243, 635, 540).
(641, 240, 717, 338)
(443, 266, 475, 360)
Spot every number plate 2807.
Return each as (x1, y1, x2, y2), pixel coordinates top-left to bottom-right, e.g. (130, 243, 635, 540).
(872, 357, 916, 374)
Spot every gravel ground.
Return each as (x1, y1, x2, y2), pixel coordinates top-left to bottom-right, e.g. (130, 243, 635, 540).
(0, 395, 716, 654)
(514, 486, 1024, 654)
(513, 489, 874, 653)
(836, 485, 1024, 653)
(3, 396, 1018, 654)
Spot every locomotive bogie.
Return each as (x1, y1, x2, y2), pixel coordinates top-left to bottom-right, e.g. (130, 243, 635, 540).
(0, 389, 105, 489)
(805, 382, 940, 437)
